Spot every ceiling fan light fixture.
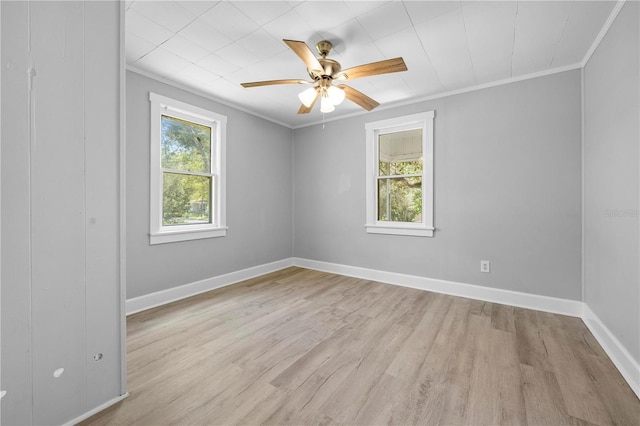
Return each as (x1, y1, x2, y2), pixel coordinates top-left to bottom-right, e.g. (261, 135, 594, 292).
(298, 87, 317, 108)
(327, 85, 345, 105)
(320, 95, 335, 113)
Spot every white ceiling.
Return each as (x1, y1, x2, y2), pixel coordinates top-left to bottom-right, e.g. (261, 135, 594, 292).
(126, 1, 617, 128)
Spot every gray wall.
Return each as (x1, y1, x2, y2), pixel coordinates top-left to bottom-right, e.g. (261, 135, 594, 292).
(584, 1, 639, 363)
(294, 70, 582, 300)
(1, 1, 123, 424)
(126, 71, 294, 299)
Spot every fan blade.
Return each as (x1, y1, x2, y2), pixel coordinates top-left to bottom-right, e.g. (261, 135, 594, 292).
(241, 79, 312, 88)
(297, 91, 320, 114)
(283, 39, 323, 73)
(338, 84, 380, 111)
(340, 57, 407, 81)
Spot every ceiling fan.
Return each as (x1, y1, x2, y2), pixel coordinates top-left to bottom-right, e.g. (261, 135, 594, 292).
(241, 39, 408, 114)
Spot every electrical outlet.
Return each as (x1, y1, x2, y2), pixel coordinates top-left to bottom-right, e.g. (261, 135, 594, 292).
(480, 260, 491, 273)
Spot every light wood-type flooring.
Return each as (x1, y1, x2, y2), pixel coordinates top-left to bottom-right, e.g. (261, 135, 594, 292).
(82, 267, 639, 425)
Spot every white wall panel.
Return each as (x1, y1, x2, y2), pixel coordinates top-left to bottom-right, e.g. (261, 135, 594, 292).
(0, 2, 33, 423)
(83, 0, 124, 411)
(1, 1, 124, 424)
(29, 3, 87, 422)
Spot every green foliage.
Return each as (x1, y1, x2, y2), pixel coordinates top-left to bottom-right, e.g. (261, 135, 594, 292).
(161, 115, 211, 172)
(379, 158, 422, 176)
(161, 115, 212, 225)
(163, 174, 192, 225)
(378, 159, 423, 222)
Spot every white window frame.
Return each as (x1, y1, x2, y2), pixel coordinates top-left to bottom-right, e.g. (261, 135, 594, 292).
(365, 111, 435, 237)
(149, 92, 227, 244)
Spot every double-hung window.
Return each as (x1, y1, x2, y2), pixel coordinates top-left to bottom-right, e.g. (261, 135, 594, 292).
(365, 111, 434, 237)
(149, 93, 227, 244)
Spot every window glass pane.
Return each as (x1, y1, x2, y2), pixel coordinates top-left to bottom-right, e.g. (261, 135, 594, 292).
(378, 129, 423, 176)
(162, 172, 212, 226)
(377, 177, 422, 222)
(161, 115, 212, 173)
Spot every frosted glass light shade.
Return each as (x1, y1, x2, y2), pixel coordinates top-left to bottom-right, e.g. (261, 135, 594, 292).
(320, 96, 335, 113)
(298, 87, 317, 107)
(327, 85, 345, 105)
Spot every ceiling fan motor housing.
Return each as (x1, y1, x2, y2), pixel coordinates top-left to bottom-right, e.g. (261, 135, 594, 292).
(306, 40, 342, 80)
(310, 58, 341, 80)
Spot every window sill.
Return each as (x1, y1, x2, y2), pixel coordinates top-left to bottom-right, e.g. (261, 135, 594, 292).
(365, 224, 434, 237)
(150, 226, 228, 245)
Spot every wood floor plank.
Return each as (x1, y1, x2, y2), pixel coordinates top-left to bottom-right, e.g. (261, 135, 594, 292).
(262, 348, 362, 425)
(463, 326, 527, 425)
(392, 297, 478, 425)
(514, 307, 554, 371)
(351, 373, 408, 425)
(268, 314, 370, 393)
(469, 299, 493, 317)
(574, 348, 640, 425)
(319, 322, 414, 423)
(520, 363, 575, 425)
(203, 381, 288, 425)
(491, 303, 516, 333)
(542, 325, 613, 425)
(80, 267, 640, 426)
(385, 292, 452, 381)
(438, 312, 492, 425)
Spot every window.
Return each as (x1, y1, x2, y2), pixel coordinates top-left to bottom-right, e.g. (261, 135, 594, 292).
(365, 111, 434, 237)
(149, 93, 227, 244)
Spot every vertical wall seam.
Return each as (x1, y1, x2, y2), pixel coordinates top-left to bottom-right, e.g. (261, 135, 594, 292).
(81, 0, 88, 412)
(26, 1, 35, 422)
(0, 0, 3, 420)
(118, 0, 128, 395)
(510, 1, 519, 78)
(291, 129, 295, 257)
(581, 66, 586, 305)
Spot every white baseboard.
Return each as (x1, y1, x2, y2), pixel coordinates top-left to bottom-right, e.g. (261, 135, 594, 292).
(293, 258, 583, 317)
(583, 305, 640, 398)
(126, 258, 294, 315)
(65, 392, 129, 426)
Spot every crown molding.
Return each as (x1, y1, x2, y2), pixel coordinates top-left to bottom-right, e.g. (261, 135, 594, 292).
(581, 0, 627, 67)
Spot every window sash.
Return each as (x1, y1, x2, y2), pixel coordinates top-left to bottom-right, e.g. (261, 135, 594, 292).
(161, 171, 214, 226)
(160, 114, 214, 174)
(375, 129, 425, 225)
(160, 112, 215, 227)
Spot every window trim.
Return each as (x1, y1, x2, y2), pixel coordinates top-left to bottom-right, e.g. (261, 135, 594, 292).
(365, 111, 435, 237)
(149, 92, 227, 244)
